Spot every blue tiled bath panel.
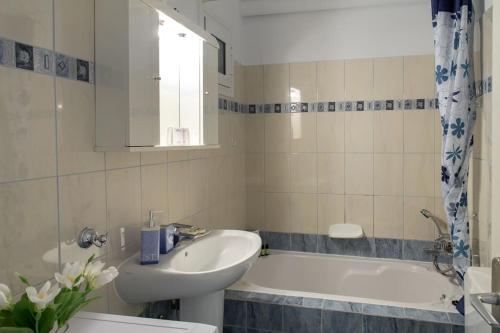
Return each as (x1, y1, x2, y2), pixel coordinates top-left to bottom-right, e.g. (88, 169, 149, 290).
(223, 291, 462, 333)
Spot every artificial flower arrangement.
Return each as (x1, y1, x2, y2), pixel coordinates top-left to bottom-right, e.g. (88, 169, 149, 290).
(0, 256, 118, 333)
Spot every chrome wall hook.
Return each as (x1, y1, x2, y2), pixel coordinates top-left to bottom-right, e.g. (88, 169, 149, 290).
(78, 227, 108, 248)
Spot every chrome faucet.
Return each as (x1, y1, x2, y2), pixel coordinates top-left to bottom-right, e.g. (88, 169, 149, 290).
(167, 223, 210, 248)
(420, 209, 449, 238)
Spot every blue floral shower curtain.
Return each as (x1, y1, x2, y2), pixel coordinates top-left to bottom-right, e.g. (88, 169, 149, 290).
(432, 0, 475, 280)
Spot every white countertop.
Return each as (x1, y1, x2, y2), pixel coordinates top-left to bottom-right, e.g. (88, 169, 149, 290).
(68, 312, 218, 333)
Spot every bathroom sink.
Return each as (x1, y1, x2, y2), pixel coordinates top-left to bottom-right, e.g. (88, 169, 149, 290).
(114, 229, 261, 303)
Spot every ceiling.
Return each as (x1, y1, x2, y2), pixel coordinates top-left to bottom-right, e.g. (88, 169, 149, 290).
(240, 0, 428, 17)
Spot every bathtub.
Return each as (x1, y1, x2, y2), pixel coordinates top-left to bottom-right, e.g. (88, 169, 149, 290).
(224, 251, 465, 332)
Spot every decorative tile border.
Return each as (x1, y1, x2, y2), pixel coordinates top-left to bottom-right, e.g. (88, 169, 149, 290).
(259, 231, 452, 264)
(224, 290, 464, 332)
(219, 76, 492, 114)
(0, 36, 94, 84)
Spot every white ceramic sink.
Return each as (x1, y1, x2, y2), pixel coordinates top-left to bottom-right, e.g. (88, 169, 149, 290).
(115, 229, 261, 303)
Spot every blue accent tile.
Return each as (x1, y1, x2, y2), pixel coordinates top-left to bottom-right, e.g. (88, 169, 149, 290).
(15, 42, 34, 70)
(373, 100, 382, 110)
(274, 104, 282, 113)
(404, 99, 414, 109)
(0, 38, 15, 67)
(283, 297, 323, 309)
(386, 100, 394, 110)
(224, 299, 246, 327)
(362, 304, 406, 318)
(261, 232, 290, 250)
(283, 306, 321, 333)
(264, 104, 272, 113)
(404, 308, 450, 324)
(247, 302, 283, 331)
(316, 102, 326, 112)
(403, 239, 434, 262)
(416, 99, 425, 109)
(404, 319, 452, 333)
(375, 238, 402, 259)
(356, 101, 364, 111)
(290, 233, 317, 252)
(452, 325, 465, 333)
(317, 235, 343, 254)
(363, 315, 406, 333)
(77, 59, 90, 82)
(223, 326, 246, 333)
(323, 300, 363, 313)
(328, 102, 336, 112)
(345, 101, 353, 111)
(322, 310, 362, 333)
(290, 103, 298, 112)
(447, 311, 465, 325)
(33, 47, 54, 75)
(249, 104, 256, 113)
(300, 103, 308, 112)
(56, 53, 70, 77)
(246, 292, 286, 304)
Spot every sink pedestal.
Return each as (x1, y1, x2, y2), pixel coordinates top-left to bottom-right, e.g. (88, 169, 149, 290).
(180, 290, 224, 332)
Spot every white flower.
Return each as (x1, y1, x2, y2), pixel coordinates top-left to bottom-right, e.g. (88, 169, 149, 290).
(26, 281, 60, 308)
(90, 267, 119, 289)
(0, 284, 11, 309)
(84, 260, 106, 280)
(55, 262, 84, 289)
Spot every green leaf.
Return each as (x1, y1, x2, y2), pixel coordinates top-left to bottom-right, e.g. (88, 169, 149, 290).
(0, 328, 34, 333)
(14, 274, 30, 287)
(37, 308, 56, 333)
(11, 295, 36, 330)
(0, 309, 15, 327)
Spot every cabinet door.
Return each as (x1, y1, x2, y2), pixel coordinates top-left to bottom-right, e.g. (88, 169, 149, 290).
(128, 0, 160, 147)
(202, 40, 219, 145)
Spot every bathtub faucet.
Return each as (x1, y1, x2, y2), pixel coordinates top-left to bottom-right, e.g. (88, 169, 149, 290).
(420, 209, 449, 238)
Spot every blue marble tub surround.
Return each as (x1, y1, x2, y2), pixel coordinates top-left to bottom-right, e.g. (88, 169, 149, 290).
(283, 306, 321, 333)
(323, 299, 363, 313)
(224, 299, 246, 327)
(247, 302, 283, 331)
(323, 310, 363, 333)
(260, 231, 446, 263)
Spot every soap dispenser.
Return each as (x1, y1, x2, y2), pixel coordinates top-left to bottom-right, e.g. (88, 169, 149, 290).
(140, 210, 161, 265)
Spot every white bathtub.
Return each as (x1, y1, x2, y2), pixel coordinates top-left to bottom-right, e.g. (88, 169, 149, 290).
(229, 251, 462, 313)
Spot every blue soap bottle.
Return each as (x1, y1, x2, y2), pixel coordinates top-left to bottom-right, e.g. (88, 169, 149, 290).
(140, 210, 161, 265)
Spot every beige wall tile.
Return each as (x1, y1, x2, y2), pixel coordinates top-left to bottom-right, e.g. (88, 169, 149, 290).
(404, 154, 435, 197)
(105, 152, 141, 169)
(141, 164, 168, 225)
(167, 150, 189, 162)
(317, 113, 345, 153)
(0, 0, 53, 49)
(263, 64, 290, 103)
(318, 194, 345, 234)
(482, 12, 492, 77)
(57, 78, 105, 175)
(373, 111, 404, 153)
(0, 178, 58, 294)
(291, 113, 317, 152)
(246, 192, 265, 230)
(345, 59, 373, 100)
(167, 161, 189, 222)
(345, 154, 373, 195)
(345, 112, 373, 153)
(404, 196, 435, 240)
(434, 154, 442, 199)
(244, 65, 264, 104)
(290, 193, 318, 234)
(246, 114, 266, 153)
(0, 68, 56, 182)
(290, 62, 317, 103)
(106, 167, 141, 231)
(345, 195, 374, 237)
(373, 57, 404, 99)
(289, 153, 317, 193)
(404, 110, 435, 153)
(374, 154, 403, 196)
(265, 153, 290, 193)
(141, 152, 167, 165)
(59, 172, 107, 261)
(234, 61, 245, 102)
(264, 192, 290, 232)
(186, 159, 208, 217)
(404, 55, 435, 98)
(265, 114, 290, 152)
(317, 153, 345, 194)
(55, 0, 94, 60)
(374, 196, 404, 239)
(317, 60, 345, 101)
(246, 153, 265, 193)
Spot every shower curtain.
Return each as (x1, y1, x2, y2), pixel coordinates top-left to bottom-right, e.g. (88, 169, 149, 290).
(432, 0, 475, 281)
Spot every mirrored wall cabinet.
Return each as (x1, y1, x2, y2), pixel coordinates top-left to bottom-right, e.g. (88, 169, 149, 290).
(95, 0, 219, 151)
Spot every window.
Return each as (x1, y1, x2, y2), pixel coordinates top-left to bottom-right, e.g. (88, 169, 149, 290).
(213, 35, 226, 75)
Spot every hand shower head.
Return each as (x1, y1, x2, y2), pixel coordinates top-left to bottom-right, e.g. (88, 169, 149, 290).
(420, 209, 432, 219)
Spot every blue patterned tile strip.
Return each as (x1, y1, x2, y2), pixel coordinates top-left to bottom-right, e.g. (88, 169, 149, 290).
(224, 292, 463, 332)
(260, 231, 453, 264)
(0, 36, 94, 84)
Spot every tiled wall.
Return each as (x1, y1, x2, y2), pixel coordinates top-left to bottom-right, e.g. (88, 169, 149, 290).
(244, 55, 446, 243)
(0, 0, 246, 316)
(472, 8, 493, 267)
